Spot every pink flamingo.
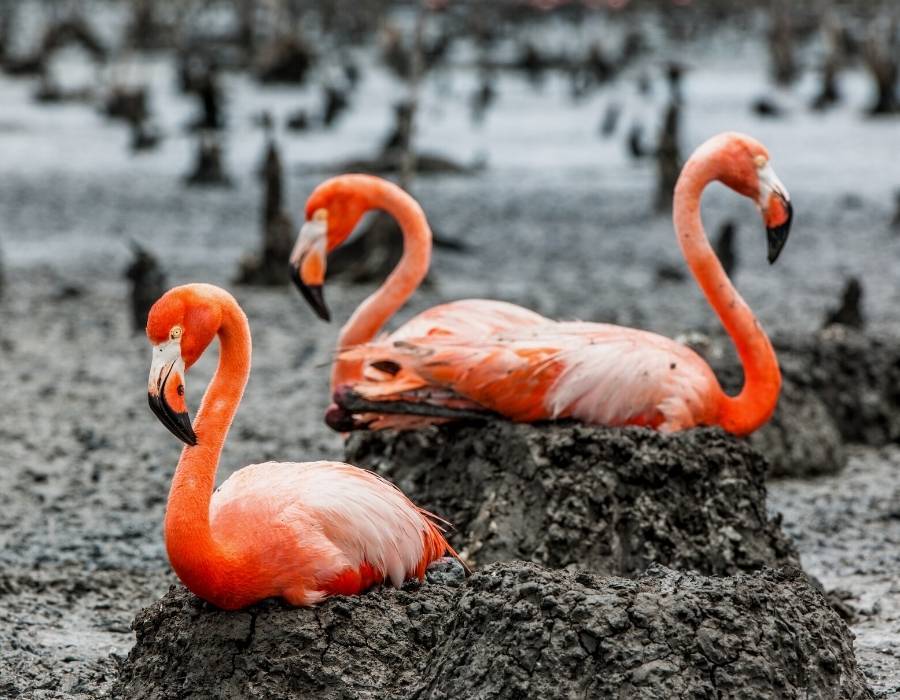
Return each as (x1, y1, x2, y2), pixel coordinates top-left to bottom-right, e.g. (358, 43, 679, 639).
(292, 132, 792, 436)
(289, 174, 544, 430)
(146, 283, 453, 609)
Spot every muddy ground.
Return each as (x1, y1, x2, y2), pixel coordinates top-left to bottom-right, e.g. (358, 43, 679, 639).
(1, 7, 899, 698)
(113, 563, 871, 700)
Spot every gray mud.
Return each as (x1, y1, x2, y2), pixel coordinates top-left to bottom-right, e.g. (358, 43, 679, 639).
(2, 9, 899, 696)
(775, 328, 900, 447)
(113, 562, 871, 700)
(769, 446, 900, 698)
(347, 423, 797, 574)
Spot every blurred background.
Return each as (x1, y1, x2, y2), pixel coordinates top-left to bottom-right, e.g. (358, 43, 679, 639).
(2, 0, 900, 331)
(1, 1, 899, 697)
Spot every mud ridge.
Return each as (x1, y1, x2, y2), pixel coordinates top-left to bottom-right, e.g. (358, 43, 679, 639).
(347, 424, 797, 573)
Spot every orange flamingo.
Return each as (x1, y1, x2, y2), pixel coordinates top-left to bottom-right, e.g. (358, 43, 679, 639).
(292, 132, 792, 436)
(289, 174, 545, 430)
(145, 283, 453, 610)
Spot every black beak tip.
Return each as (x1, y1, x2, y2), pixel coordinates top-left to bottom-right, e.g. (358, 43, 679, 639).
(148, 392, 198, 446)
(179, 417, 199, 446)
(290, 264, 331, 322)
(766, 199, 793, 265)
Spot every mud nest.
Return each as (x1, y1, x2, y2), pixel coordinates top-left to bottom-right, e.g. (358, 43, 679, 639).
(346, 424, 798, 574)
(112, 562, 871, 700)
(774, 327, 900, 446)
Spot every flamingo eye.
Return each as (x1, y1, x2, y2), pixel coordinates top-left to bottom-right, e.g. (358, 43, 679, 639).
(170, 326, 183, 340)
(312, 208, 328, 223)
(753, 154, 767, 168)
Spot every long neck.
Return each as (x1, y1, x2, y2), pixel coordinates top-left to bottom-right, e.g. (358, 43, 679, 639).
(164, 300, 251, 597)
(333, 182, 432, 388)
(673, 159, 781, 435)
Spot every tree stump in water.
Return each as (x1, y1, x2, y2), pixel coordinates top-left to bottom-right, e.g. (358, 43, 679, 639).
(712, 219, 738, 278)
(325, 211, 406, 285)
(184, 134, 230, 187)
(347, 424, 798, 573)
(112, 563, 871, 699)
(236, 140, 295, 286)
(654, 101, 681, 212)
(124, 244, 167, 333)
(823, 277, 864, 330)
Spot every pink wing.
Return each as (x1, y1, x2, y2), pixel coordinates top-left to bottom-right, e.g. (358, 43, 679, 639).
(388, 299, 546, 342)
(210, 461, 449, 603)
(345, 322, 723, 431)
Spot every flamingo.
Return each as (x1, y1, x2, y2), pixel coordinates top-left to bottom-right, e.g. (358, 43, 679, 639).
(289, 174, 545, 430)
(145, 283, 454, 610)
(291, 132, 792, 436)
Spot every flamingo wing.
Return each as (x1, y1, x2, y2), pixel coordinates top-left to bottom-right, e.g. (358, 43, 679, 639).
(344, 299, 546, 393)
(343, 322, 722, 430)
(210, 461, 450, 603)
(388, 299, 547, 342)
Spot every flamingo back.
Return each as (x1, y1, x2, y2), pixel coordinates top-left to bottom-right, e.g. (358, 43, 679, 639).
(388, 299, 546, 342)
(344, 322, 723, 431)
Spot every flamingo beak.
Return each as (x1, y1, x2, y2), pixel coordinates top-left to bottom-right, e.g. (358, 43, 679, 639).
(757, 162, 793, 264)
(289, 218, 331, 322)
(147, 340, 197, 446)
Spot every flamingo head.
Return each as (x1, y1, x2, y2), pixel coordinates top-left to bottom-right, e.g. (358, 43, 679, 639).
(145, 286, 223, 446)
(711, 133, 793, 264)
(289, 177, 372, 321)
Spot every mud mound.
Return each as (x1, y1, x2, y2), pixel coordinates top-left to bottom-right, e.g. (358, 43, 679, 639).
(774, 327, 900, 446)
(112, 562, 871, 700)
(346, 424, 797, 574)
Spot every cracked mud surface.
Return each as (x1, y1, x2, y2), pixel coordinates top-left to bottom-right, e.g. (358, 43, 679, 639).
(347, 423, 799, 574)
(112, 562, 873, 700)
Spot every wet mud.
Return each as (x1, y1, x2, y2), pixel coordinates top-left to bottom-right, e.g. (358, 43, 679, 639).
(113, 562, 872, 700)
(347, 423, 798, 574)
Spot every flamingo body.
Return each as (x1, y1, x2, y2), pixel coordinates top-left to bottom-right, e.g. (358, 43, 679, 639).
(388, 299, 546, 343)
(205, 460, 449, 608)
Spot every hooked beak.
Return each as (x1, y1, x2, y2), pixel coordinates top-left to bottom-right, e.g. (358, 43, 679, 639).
(289, 218, 331, 322)
(147, 340, 197, 446)
(290, 265, 330, 322)
(757, 162, 793, 264)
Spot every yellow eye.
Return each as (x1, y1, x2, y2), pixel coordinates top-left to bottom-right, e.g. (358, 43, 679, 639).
(754, 154, 767, 168)
(312, 208, 328, 222)
(170, 326, 183, 340)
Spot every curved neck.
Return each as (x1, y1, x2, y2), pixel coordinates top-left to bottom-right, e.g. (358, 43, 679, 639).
(333, 182, 432, 387)
(164, 299, 251, 598)
(674, 158, 781, 435)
